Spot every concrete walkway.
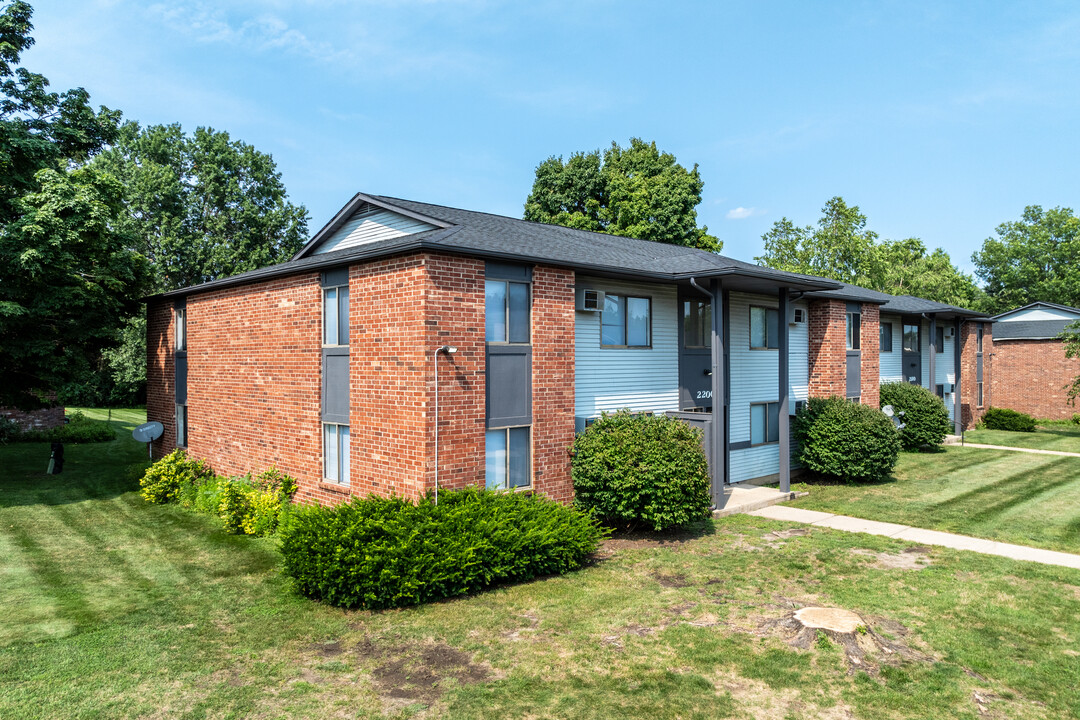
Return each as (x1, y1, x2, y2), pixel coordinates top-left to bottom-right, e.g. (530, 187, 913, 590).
(947, 441, 1080, 458)
(750, 505, 1080, 571)
(713, 485, 808, 518)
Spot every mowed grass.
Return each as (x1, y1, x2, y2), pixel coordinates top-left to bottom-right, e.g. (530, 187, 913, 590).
(792, 446, 1080, 553)
(0, 411, 1079, 719)
(963, 423, 1080, 453)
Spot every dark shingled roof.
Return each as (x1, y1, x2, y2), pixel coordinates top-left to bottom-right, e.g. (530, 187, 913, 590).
(807, 282, 989, 318)
(154, 193, 843, 299)
(994, 319, 1077, 340)
(991, 301, 1080, 320)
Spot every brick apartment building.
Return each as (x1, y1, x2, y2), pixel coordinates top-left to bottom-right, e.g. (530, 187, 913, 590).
(146, 193, 993, 506)
(990, 302, 1080, 420)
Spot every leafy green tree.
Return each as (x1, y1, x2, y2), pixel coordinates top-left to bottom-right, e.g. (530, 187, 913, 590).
(1060, 321, 1080, 407)
(91, 121, 310, 292)
(0, 2, 147, 409)
(756, 197, 980, 307)
(972, 205, 1080, 315)
(524, 138, 720, 252)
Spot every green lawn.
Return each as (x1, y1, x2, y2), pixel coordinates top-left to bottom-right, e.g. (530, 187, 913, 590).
(792, 446, 1080, 554)
(962, 424, 1080, 453)
(2, 411, 1080, 718)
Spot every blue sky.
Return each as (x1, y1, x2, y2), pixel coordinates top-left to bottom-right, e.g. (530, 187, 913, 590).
(26, 1, 1080, 274)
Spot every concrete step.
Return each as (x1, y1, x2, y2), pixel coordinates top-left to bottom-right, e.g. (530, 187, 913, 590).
(713, 485, 808, 518)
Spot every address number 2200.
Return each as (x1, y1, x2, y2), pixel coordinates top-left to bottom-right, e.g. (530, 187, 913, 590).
(696, 390, 713, 399)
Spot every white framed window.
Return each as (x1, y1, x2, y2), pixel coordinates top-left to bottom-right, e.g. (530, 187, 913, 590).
(485, 279, 531, 344)
(175, 308, 186, 351)
(485, 426, 530, 489)
(601, 294, 651, 348)
(176, 404, 187, 447)
(846, 311, 861, 350)
(323, 423, 350, 485)
(750, 306, 779, 350)
(323, 285, 350, 346)
(750, 402, 780, 446)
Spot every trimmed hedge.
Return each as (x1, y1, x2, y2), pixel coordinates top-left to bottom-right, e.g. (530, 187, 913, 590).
(571, 410, 712, 532)
(982, 407, 1036, 433)
(794, 396, 900, 483)
(879, 382, 953, 449)
(279, 488, 607, 610)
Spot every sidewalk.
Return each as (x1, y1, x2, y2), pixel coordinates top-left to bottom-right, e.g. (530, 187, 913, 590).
(750, 505, 1080, 571)
(946, 441, 1080, 458)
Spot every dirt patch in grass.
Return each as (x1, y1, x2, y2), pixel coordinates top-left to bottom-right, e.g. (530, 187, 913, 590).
(355, 636, 492, 710)
(601, 523, 714, 551)
(850, 547, 933, 570)
(713, 669, 856, 720)
(653, 571, 692, 588)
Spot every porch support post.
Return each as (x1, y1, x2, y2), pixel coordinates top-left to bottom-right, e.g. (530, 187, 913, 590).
(928, 314, 937, 393)
(954, 317, 963, 434)
(778, 288, 790, 493)
(710, 278, 726, 504)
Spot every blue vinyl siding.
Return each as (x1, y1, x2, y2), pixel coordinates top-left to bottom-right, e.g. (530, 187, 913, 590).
(918, 319, 956, 422)
(879, 314, 903, 384)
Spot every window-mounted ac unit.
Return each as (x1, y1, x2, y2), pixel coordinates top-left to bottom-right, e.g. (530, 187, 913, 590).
(944, 327, 954, 338)
(789, 307, 806, 325)
(576, 288, 605, 312)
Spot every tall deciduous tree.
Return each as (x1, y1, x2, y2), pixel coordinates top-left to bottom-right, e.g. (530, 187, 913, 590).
(1060, 321, 1080, 407)
(756, 197, 980, 308)
(91, 121, 310, 292)
(972, 205, 1080, 315)
(0, 1, 147, 409)
(524, 138, 720, 252)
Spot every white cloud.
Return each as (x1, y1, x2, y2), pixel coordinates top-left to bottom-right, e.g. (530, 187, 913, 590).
(726, 206, 763, 220)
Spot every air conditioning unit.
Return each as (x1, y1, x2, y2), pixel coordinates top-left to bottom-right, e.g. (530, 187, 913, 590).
(789, 307, 806, 325)
(576, 288, 605, 312)
(944, 327, 954, 338)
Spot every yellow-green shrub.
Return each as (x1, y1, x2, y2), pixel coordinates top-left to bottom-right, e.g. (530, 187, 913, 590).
(139, 450, 215, 504)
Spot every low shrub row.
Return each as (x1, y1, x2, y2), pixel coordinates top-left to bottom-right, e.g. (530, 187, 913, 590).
(981, 407, 1037, 432)
(0, 411, 116, 444)
(139, 450, 297, 537)
(279, 488, 607, 610)
(794, 396, 901, 483)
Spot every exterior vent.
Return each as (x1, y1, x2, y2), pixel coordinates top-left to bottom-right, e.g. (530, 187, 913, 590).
(790, 307, 807, 324)
(576, 288, 605, 312)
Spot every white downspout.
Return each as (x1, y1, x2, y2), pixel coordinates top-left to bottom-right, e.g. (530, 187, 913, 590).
(433, 345, 457, 505)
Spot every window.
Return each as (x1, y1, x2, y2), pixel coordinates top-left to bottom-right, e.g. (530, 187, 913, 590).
(880, 322, 893, 352)
(323, 423, 350, 484)
(683, 299, 711, 348)
(903, 324, 919, 352)
(750, 402, 780, 446)
(846, 311, 861, 350)
(977, 325, 984, 353)
(977, 382, 984, 408)
(486, 427, 530, 489)
(601, 294, 651, 348)
(486, 279, 530, 343)
(323, 285, 350, 346)
(935, 326, 945, 353)
(176, 404, 187, 447)
(175, 308, 186, 351)
(750, 306, 779, 350)
(936, 384, 945, 398)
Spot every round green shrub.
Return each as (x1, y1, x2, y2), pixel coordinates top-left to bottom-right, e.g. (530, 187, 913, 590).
(879, 382, 953, 450)
(570, 410, 712, 531)
(794, 396, 900, 483)
(139, 449, 215, 504)
(982, 407, 1037, 432)
(279, 488, 607, 610)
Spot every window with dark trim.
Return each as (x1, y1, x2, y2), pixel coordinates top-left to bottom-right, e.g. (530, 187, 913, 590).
(486, 279, 531, 343)
(846, 311, 861, 350)
(750, 402, 780, 446)
(485, 426, 530, 489)
(323, 422, 350, 485)
(175, 308, 186, 351)
(880, 322, 893, 352)
(935, 326, 945, 353)
(749, 306, 779, 350)
(683, 299, 711, 348)
(936, 384, 945, 398)
(977, 382, 984, 408)
(903, 324, 919, 352)
(601, 294, 651, 348)
(176, 404, 187, 447)
(977, 325, 984, 353)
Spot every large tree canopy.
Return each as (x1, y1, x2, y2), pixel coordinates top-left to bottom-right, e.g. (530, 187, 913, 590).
(756, 197, 981, 308)
(91, 121, 310, 292)
(523, 138, 720, 252)
(0, 1, 147, 408)
(972, 205, 1080, 316)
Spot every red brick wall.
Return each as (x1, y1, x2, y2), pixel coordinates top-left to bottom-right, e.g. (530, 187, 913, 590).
(990, 337, 1080, 420)
(146, 300, 176, 459)
(0, 404, 64, 431)
(808, 299, 847, 397)
(530, 265, 576, 504)
(859, 303, 881, 407)
(959, 321, 993, 429)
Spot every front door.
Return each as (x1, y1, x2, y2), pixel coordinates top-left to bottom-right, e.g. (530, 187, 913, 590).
(678, 293, 712, 410)
(902, 321, 921, 385)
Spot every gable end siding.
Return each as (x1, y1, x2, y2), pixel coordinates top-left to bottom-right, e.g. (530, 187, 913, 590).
(313, 205, 438, 255)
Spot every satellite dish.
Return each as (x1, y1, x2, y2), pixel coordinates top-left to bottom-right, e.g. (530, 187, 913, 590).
(132, 421, 164, 443)
(882, 405, 894, 417)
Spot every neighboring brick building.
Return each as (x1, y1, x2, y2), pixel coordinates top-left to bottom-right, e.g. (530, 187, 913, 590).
(990, 302, 1080, 420)
(0, 403, 64, 432)
(146, 193, 992, 506)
